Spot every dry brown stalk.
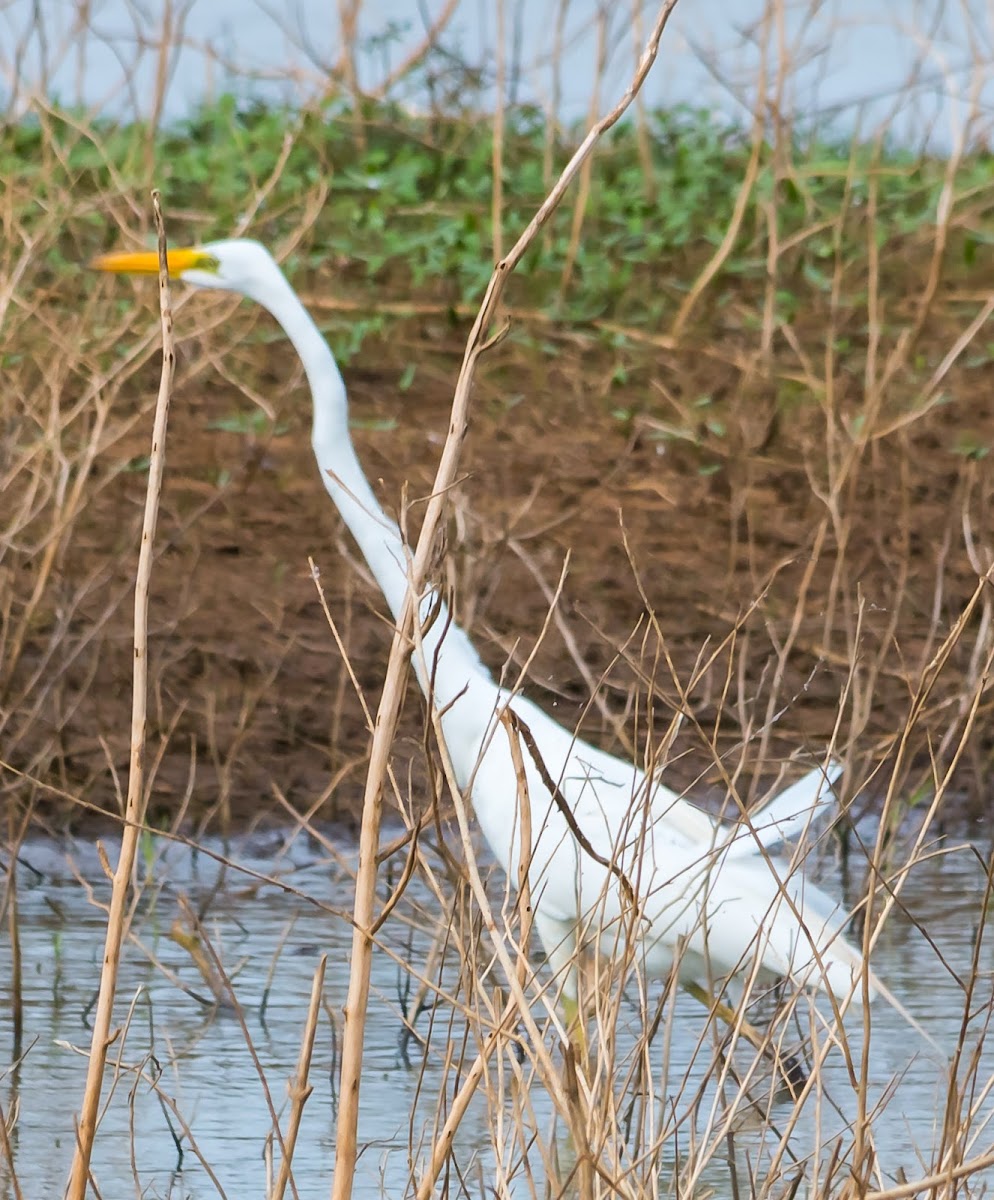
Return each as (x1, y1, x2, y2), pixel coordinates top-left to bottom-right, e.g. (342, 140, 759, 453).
(630, 0, 657, 207)
(413, 991, 530, 1200)
(272, 954, 328, 1200)
(0, 1093, 23, 1200)
(860, 1146, 994, 1200)
(2, 799, 32, 1061)
(334, 0, 365, 151)
(65, 192, 175, 1200)
(668, 16, 769, 342)
(330, 9, 681, 1200)
(492, 0, 507, 266)
(8, 7, 994, 1196)
(408, 710, 538, 1200)
(558, 6, 606, 298)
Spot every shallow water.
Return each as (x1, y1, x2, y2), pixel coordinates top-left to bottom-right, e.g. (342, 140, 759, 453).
(1, 824, 992, 1199)
(1, 0, 988, 150)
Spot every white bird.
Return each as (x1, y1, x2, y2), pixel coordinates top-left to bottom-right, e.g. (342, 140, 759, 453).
(93, 239, 872, 1047)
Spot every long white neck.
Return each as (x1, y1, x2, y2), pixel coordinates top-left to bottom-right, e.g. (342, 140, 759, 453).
(249, 266, 495, 731)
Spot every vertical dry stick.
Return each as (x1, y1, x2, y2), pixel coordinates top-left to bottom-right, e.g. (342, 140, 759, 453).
(0, 1093, 24, 1200)
(335, 0, 366, 151)
(147, 0, 175, 151)
(558, 6, 607, 297)
(4, 799, 29, 1059)
(65, 192, 174, 1200)
(668, 13, 769, 341)
(272, 955, 328, 1200)
(758, 0, 786, 364)
(411, 715, 535, 1200)
(541, 0, 571, 254)
(73, 0, 91, 104)
(330, 8, 680, 1200)
(492, 0, 506, 265)
(631, 0, 657, 205)
(413, 991, 528, 1200)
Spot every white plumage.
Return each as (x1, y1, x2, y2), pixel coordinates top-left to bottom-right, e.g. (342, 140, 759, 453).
(94, 238, 870, 1023)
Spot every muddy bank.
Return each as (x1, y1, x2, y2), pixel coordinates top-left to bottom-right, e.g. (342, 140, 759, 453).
(7, 301, 994, 832)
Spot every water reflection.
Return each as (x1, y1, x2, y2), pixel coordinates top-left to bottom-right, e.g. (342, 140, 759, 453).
(0, 826, 991, 1198)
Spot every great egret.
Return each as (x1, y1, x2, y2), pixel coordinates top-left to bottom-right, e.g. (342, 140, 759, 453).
(93, 239, 871, 1043)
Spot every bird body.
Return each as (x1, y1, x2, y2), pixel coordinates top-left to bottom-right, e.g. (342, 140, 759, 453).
(458, 684, 857, 1004)
(93, 239, 868, 1015)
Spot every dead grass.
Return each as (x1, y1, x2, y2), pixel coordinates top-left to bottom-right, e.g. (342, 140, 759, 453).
(2, 0, 994, 1197)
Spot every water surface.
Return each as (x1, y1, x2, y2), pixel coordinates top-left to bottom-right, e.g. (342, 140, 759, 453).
(1, 825, 992, 1198)
(2, 0, 991, 150)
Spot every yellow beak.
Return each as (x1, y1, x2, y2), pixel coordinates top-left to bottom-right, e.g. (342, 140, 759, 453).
(90, 246, 213, 277)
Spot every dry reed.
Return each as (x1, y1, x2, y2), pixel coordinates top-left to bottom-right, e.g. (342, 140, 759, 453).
(1, 2, 993, 1198)
(66, 192, 176, 1200)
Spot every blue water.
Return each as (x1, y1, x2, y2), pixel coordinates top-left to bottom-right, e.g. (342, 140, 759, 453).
(1, 825, 992, 1198)
(1, 0, 991, 151)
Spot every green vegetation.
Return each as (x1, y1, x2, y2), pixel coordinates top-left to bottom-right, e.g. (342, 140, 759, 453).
(6, 93, 992, 362)
(5, 92, 994, 823)
(6, 95, 994, 500)
(6, 77, 994, 1200)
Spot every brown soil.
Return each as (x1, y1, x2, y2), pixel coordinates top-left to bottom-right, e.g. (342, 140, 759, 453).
(7, 299, 994, 832)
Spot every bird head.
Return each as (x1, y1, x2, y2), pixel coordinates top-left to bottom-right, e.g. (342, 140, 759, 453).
(91, 237, 277, 301)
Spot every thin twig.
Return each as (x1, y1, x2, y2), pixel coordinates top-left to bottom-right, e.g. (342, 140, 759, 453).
(329, 7, 681, 1200)
(272, 955, 328, 1200)
(65, 191, 175, 1200)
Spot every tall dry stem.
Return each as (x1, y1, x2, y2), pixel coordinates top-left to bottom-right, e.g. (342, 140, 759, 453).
(558, 6, 607, 297)
(65, 192, 175, 1200)
(272, 955, 327, 1200)
(330, 6, 681, 1199)
(669, 15, 769, 341)
(492, 0, 506, 265)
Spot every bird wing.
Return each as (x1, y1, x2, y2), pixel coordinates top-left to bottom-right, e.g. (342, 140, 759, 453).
(721, 759, 843, 859)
